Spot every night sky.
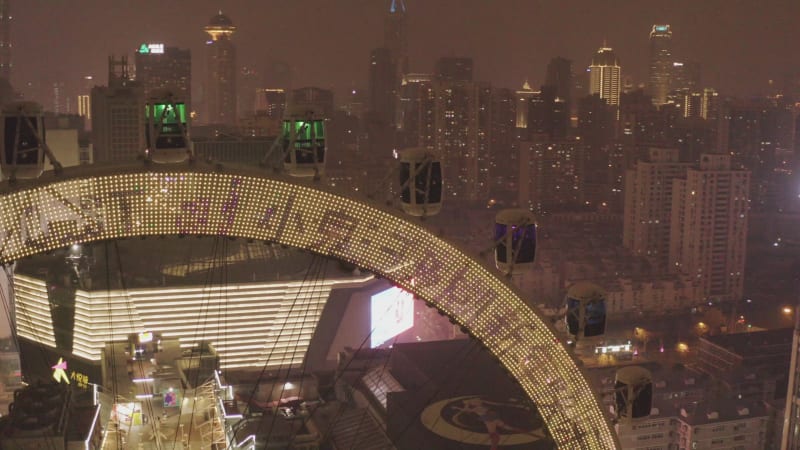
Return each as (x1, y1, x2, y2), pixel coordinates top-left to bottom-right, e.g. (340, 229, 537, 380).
(11, 0, 800, 105)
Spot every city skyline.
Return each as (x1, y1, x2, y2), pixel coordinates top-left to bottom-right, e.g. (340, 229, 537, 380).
(10, 0, 800, 108)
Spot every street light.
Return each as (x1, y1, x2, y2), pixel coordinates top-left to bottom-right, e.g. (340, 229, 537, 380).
(783, 306, 793, 316)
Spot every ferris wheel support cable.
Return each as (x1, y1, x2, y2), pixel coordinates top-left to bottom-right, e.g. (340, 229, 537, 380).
(112, 240, 164, 449)
(180, 236, 224, 447)
(257, 253, 327, 443)
(102, 242, 124, 449)
(0, 264, 61, 450)
(264, 253, 329, 445)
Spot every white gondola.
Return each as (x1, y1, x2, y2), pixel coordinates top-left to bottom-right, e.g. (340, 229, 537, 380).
(282, 105, 325, 177)
(564, 281, 607, 340)
(145, 89, 192, 163)
(614, 366, 653, 422)
(398, 147, 442, 217)
(494, 208, 537, 275)
(1, 101, 47, 180)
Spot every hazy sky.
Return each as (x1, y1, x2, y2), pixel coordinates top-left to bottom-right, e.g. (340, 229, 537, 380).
(11, 0, 800, 105)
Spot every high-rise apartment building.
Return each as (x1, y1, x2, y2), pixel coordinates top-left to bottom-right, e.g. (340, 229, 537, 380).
(398, 73, 434, 149)
(648, 24, 673, 106)
(134, 44, 191, 109)
(0, 0, 10, 81)
(623, 148, 691, 269)
(518, 138, 582, 213)
(90, 56, 145, 163)
(669, 154, 750, 301)
(204, 12, 237, 125)
(588, 46, 621, 108)
(433, 78, 491, 202)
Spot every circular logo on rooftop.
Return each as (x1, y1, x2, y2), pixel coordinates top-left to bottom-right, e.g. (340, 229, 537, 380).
(420, 395, 548, 447)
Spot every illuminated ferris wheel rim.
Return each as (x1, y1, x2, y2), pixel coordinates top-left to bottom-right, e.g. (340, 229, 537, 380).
(0, 162, 620, 449)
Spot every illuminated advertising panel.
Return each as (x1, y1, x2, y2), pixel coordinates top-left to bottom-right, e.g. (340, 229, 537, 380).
(370, 286, 414, 348)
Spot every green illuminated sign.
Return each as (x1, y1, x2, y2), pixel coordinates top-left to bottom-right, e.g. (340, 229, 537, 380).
(138, 43, 149, 54)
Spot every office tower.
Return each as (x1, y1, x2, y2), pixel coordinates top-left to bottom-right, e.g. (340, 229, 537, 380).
(515, 80, 536, 129)
(134, 43, 191, 110)
(0, 0, 9, 81)
(90, 56, 145, 163)
(291, 86, 334, 118)
(544, 57, 572, 110)
(435, 57, 473, 82)
(588, 45, 621, 107)
(368, 47, 397, 126)
(669, 154, 750, 301)
(384, 0, 408, 81)
(398, 73, 434, 149)
(648, 25, 673, 106)
(204, 12, 237, 125)
(238, 65, 259, 118)
(623, 148, 691, 270)
(255, 88, 286, 118)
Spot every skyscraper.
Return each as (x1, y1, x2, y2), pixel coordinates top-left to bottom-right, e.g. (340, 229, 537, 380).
(544, 57, 572, 109)
(134, 44, 191, 110)
(588, 46, 621, 108)
(90, 56, 145, 163)
(398, 73, 434, 149)
(204, 12, 237, 125)
(669, 154, 750, 301)
(368, 47, 397, 126)
(384, 0, 408, 78)
(648, 24, 673, 106)
(0, 0, 10, 81)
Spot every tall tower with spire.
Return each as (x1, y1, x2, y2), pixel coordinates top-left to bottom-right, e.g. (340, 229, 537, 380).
(383, 0, 407, 128)
(204, 11, 237, 125)
(384, 0, 408, 76)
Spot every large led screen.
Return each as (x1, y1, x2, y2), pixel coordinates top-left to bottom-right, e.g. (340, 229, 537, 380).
(370, 286, 414, 348)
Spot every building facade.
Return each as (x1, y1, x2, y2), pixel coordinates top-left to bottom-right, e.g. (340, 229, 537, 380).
(134, 43, 191, 109)
(648, 24, 673, 106)
(90, 56, 145, 163)
(669, 154, 750, 302)
(589, 46, 622, 108)
(204, 12, 237, 125)
(623, 147, 691, 269)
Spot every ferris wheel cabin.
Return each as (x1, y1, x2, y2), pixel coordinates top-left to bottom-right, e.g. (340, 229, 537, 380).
(282, 105, 325, 177)
(615, 365, 653, 422)
(564, 281, 607, 340)
(494, 208, 537, 275)
(398, 147, 442, 217)
(144, 90, 191, 163)
(1, 101, 47, 180)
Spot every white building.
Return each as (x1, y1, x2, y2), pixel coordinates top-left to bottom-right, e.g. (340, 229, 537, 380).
(669, 154, 750, 302)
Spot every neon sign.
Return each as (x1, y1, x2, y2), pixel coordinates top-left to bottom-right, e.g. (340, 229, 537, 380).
(138, 43, 165, 54)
